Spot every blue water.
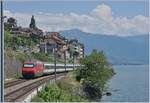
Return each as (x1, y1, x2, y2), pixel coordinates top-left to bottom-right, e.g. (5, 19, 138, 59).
(102, 65, 149, 102)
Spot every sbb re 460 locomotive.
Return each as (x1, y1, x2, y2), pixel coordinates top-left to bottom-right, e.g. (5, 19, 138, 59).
(22, 61, 44, 78)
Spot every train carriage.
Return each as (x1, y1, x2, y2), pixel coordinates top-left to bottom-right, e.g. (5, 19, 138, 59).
(22, 61, 82, 79)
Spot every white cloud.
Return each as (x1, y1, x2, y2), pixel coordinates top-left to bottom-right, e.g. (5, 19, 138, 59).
(91, 3, 113, 22)
(4, 3, 149, 36)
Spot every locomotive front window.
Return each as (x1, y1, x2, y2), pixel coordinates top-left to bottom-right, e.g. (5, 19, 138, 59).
(23, 63, 35, 68)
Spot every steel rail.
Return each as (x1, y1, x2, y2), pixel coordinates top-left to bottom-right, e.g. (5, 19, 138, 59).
(4, 73, 65, 102)
(4, 79, 27, 88)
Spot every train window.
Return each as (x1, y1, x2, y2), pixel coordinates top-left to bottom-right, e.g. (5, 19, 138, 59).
(23, 63, 35, 68)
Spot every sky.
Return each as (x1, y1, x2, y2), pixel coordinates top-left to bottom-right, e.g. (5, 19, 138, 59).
(3, 0, 149, 36)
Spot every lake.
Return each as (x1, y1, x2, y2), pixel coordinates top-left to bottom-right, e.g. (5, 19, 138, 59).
(102, 65, 149, 102)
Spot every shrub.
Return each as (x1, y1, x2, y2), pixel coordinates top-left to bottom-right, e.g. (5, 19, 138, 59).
(16, 53, 30, 63)
(5, 48, 14, 59)
(32, 81, 88, 102)
(37, 85, 69, 102)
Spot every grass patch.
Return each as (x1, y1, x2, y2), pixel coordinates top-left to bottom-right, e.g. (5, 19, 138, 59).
(56, 72, 81, 93)
(31, 72, 89, 102)
(5, 48, 14, 59)
(31, 95, 45, 102)
(15, 52, 30, 63)
(31, 52, 53, 62)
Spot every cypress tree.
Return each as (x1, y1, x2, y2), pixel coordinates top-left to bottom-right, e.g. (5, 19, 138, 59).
(29, 15, 36, 29)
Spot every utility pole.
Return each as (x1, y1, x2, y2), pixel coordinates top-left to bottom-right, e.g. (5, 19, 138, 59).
(54, 44, 57, 81)
(73, 54, 75, 70)
(0, 0, 4, 102)
(64, 51, 66, 72)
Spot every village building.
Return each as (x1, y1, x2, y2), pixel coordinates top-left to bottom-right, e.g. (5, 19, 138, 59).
(4, 16, 84, 60)
(39, 32, 71, 59)
(5, 16, 44, 38)
(4, 17, 17, 30)
(69, 39, 84, 59)
(39, 39, 56, 54)
(78, 43, 84, 58)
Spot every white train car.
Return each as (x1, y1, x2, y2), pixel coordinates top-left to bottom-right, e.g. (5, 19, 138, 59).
(43, 63, 82, 74)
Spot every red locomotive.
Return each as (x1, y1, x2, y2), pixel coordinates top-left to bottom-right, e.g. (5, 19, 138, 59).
(22, 61, 44, 78)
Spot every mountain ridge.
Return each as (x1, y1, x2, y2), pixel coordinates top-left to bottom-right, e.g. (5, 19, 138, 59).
(59, 29, 149, 64)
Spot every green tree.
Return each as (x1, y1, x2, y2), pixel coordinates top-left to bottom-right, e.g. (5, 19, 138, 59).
(32, 52, 53, 62)
(76, 49, 115, 100)
(4, 30, 13, 48)
(16, 37, 22, 46)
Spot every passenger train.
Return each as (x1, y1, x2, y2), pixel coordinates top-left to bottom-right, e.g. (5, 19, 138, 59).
(22, 61, 81, 78)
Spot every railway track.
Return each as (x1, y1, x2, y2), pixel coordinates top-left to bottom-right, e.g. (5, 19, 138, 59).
(5, 79, 27, 88)
(4, 73, 65, 102)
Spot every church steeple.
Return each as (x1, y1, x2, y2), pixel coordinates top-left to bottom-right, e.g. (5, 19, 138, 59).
(29, 15, 36, 29)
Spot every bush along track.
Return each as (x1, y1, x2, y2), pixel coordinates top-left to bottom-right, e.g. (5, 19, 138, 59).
(31, 49, 115, 102)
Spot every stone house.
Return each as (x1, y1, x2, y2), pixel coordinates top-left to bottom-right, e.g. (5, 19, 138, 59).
(40, 32, 71, 59)
(39, 39, 57, 54)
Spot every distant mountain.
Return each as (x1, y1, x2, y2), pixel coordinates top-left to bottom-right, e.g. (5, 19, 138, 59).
(59, 29, 149, 64)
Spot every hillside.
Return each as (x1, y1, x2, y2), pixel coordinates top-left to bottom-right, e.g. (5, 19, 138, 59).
(59, 29, 149, 64)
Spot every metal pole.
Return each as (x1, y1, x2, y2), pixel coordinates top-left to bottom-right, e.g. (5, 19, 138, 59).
(73, 54, 75, 70)
(54, 45, 56, 81)
(64, 51, 66, 72)
(0, 0, 4, 102)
